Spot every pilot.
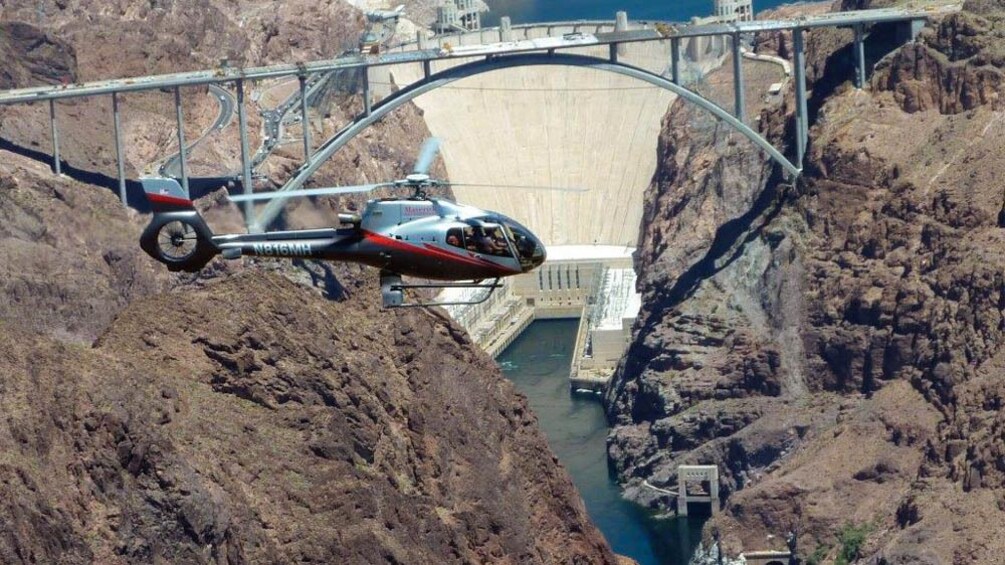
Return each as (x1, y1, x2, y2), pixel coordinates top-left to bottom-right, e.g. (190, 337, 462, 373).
(477, 229, 508, 255)
(446, 234, 460, 247)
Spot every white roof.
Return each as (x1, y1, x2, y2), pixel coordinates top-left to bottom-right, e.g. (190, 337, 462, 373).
(594, 268, 641, 330)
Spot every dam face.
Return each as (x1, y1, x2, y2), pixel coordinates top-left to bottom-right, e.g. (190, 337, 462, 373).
(390, 26, 681, 247)
(384, 24, 722, 386)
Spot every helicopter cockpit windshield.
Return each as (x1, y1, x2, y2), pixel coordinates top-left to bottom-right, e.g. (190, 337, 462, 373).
(485, 215, 546, 270)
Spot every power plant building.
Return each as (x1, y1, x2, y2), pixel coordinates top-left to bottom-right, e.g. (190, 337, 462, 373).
(433, 0, 489, 34)
(713, 0, 754, 22)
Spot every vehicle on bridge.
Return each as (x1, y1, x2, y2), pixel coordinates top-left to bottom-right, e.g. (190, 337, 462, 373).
(139, 139, 548, 308)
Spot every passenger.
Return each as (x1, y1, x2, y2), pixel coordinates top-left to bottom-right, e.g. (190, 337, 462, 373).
(463, 228, 478, 252)
(446, 234, 460, 247)
(476, 231, 495, 255)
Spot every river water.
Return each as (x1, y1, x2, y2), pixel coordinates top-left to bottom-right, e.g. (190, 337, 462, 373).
(483, 0, 791, 26)
(497, 320, 706, 565)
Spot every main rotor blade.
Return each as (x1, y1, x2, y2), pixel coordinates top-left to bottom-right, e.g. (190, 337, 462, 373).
(448, 182, 589, 193)
(228, 183, 392, 202)
(412, 137, 441, 175)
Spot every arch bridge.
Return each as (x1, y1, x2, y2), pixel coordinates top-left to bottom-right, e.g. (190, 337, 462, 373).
(0, 7, 938, 231)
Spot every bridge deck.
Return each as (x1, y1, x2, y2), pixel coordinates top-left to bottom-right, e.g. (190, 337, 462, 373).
(0, 7, 944, 106)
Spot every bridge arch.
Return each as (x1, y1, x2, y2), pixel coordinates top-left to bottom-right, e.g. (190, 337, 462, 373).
(257, 52, 800, 230)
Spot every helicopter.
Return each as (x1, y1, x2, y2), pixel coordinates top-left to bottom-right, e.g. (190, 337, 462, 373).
(139, 139, 566, 308)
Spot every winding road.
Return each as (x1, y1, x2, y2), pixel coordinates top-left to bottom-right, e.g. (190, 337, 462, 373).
(158, 83, 235, 177)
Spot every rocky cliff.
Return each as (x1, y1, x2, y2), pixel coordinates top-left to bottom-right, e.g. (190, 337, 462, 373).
(0, 1, 618, 563)
(1, 261, 616, 563)
(606, 2, 1005, 562)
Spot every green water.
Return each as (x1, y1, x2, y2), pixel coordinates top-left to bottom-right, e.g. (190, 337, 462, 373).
(496, 319, 706, 565)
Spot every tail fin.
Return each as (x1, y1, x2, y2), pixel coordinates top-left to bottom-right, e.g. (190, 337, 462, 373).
(141, 177, 195, 212)
(139, 177, 219, 272)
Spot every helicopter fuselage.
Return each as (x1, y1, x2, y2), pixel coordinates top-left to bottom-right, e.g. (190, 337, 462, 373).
(141, 195, 546, 282)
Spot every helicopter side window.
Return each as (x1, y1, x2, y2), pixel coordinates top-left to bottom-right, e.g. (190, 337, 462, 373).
(446, 228, 465, 249)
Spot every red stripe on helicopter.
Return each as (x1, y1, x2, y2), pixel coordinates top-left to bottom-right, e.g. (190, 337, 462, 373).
(147, 193, 194, 207)
(422, 243, 521, 273)
(362, 230, 520, 275)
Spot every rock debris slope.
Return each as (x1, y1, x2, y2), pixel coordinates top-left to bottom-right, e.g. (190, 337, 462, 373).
(605, 1, 1005, 562)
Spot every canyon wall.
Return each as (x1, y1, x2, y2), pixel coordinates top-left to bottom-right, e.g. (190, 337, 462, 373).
(606, 2, 1005, 562)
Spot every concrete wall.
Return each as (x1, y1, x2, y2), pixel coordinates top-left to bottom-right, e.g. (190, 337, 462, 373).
(390, 29, 678, 247)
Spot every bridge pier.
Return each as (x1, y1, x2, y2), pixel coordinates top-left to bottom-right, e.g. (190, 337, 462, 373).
(111, 93, 127, 205)
(112, 92, 127, 204)
(173, 86, 189, 197)
(896, 18, 925, 43)
(237, 78, 254, 227)
(793, 27, 808, 166)
(731, 32, 745, 123)
(362, 70, 372, 117)
(500, 16, 513, 42)
(48, 100, 61, 175)
(671, 37, 681, 85)
(298, 75, 312, 158)
(854, 23, 866, 89)
(615, 11, 628, 56)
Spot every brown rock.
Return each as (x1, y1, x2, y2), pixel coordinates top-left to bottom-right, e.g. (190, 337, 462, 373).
(606, 1, 1005, 561)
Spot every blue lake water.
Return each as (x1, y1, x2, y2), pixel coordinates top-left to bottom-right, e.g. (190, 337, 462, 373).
(483, 0, 791, 26)
(496, 319, 706, 565)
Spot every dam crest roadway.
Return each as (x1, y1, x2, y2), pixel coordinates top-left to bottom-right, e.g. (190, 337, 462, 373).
(0, 6, 949, 386)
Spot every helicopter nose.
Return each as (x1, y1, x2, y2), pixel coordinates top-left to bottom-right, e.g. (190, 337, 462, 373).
(526, 240, 546, 271)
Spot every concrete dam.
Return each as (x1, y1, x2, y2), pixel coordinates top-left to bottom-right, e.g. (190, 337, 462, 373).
(382, 21, 729, 389)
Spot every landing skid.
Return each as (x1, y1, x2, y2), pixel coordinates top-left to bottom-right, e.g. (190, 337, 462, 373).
(380, 272, 501, 308)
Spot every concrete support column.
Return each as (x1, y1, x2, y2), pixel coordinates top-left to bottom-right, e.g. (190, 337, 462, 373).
(710, 477, 720, 515)
(417, 30, 428, 49)
(174, 86, 189, 196)
(731, 32, 745, 123)
(678, 481, 688, 517)
(615, 11, 628, 56)
(671, 36, 681, 85)
(298, 75, 311, 158)
(854, 23, 866, 89)
(112, 93, 127, 205)
(500, 16, 512, 42)
(687, 36, 705, 63)
(896, 18, 924, 43)
(362, 68, 372, 117)
(236, 78, 254, 227)
(49, 100, 61, 175)
(793, 27, 808, 166)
